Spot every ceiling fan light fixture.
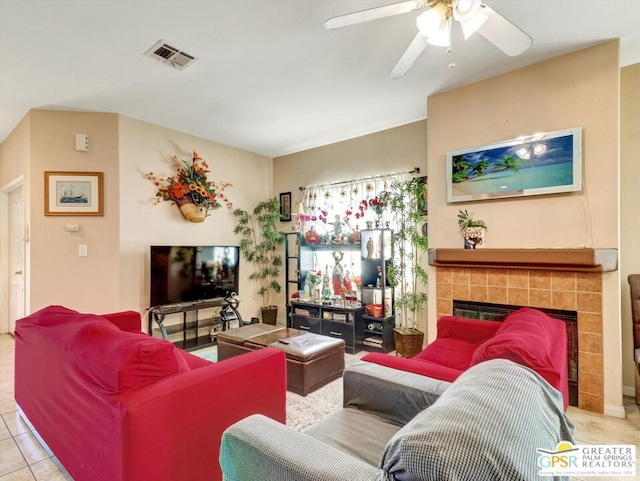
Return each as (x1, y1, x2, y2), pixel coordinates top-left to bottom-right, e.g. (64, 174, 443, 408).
(426, 18, 452, 47)
(416, 3, 447, 38)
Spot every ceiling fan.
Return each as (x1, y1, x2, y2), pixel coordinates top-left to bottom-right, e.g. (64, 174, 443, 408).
(324, 0, 532, 78)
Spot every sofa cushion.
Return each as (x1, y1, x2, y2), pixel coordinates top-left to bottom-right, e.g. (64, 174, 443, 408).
(74, 320, 190, 391)
(412, 337, 478, 371)
(435, 316, 501, 344)
(470, 307, 567, 405)
(413, 317, 502, 371)
(381, 359, 574, 481)
(362, 352, 462, 383)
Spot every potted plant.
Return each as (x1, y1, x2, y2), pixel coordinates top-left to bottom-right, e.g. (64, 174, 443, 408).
(378, 177, 428, 357)
(233, 198, 285, 324)
(457, 209, 487, 249)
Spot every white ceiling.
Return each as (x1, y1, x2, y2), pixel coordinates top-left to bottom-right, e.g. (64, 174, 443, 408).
(1, 0, 639, 158)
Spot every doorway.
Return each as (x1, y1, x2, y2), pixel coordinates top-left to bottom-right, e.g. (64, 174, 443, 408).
(1, 178, 26, 334)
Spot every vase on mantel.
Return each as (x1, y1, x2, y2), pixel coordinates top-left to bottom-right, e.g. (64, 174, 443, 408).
(177, 197, 207, 223)
(463, 227, 485, 249)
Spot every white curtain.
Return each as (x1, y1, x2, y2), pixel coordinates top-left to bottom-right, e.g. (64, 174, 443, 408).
(301, 172, 411, 235)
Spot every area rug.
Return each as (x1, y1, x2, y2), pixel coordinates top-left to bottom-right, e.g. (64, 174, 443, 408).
(191, 346, 364, 431)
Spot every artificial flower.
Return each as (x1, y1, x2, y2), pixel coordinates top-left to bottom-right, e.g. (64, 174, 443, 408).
(146, 150, 233, 215)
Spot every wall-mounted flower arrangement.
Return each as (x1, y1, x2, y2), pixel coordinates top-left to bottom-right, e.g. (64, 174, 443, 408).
(146, 151, 233, 222)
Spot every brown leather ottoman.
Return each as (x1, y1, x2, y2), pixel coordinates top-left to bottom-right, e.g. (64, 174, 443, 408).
(218, 325, 345, 396)
(217, 323, 284, 360)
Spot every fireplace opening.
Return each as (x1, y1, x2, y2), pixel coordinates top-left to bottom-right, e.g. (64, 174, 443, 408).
(452, 300, 578, 407)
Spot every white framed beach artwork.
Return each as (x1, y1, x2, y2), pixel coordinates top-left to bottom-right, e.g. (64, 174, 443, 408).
(446, 127, 582, 203)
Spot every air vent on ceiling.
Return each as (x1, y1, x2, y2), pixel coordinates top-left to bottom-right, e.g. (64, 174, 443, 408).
(144, 39, 198, 70)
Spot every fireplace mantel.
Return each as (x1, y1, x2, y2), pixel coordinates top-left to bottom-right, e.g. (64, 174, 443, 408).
(428, 248, 618, 273)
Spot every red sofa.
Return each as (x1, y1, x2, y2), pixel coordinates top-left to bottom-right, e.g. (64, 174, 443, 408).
(362, 307, 569, 408)
(14, 305, 287, 481)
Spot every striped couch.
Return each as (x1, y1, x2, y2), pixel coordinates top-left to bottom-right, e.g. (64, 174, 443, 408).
(220, 357, 574, 481)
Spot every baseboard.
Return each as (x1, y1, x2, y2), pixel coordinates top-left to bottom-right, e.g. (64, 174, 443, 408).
(604, 403, 626, 418)
(622, 385, 635, 397)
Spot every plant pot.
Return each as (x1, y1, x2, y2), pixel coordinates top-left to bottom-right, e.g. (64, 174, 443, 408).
(463, 227, 485, 249)
(393, 327, 424, 358)
(177, 199, 206, 223)
(261, 305, 278, 325)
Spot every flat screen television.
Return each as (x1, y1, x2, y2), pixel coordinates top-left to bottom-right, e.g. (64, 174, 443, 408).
(149, 245, 239, 307)
(446, 127, 582, 203)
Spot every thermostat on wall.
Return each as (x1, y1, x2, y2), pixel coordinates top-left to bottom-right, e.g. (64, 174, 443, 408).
(75, 134, 89, 152)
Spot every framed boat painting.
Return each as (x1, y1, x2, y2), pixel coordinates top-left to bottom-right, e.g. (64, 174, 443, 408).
(45, 171, 104, 216)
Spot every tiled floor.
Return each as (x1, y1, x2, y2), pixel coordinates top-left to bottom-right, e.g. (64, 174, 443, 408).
(1, 333, 639, 480)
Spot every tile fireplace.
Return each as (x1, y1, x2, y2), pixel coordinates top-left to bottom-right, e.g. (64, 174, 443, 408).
(430, 248, 618, 414)
(452, 299, 578, 406)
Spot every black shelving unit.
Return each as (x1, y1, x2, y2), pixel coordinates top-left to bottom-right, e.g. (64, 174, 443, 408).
(284, 232, 301, 324)
(358, 228, 395, 353)
(289, 301, 364, 354)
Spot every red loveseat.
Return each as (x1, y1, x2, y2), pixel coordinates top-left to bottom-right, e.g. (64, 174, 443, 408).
(14, 305, 287, 481)
(362, 307, 569, 408)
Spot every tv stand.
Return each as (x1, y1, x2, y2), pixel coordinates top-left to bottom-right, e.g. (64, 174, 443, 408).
(149, 298, 227, 351)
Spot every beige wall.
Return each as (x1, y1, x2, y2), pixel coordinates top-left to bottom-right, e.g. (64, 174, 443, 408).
(0, 110, 272, 329)
(117, 116, 273, 323)
(28, 110, 121, 314)
(274, 121, 428, 208)
(620, 63, 640, 393)
(427, 41, 623, 414)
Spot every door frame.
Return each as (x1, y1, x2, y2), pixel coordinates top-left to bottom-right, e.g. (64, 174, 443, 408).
(1, 176, 27, 334)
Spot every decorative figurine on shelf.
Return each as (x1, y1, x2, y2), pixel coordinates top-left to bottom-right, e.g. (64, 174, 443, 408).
(322, 266, 331, 300)
(331, 214, 344, 243)
(306, 268, 322, 301)
(343, 270, 353, 292)
(332, 251, 344, 295)
(305, 225, 320, 245)
(366, 237, 374, 259)
(352, 225, 361, 244)
(376, 265, 382, 288)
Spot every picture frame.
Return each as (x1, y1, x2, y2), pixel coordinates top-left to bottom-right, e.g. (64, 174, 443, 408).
(446, 127, 582, 203)
(279, 191, 292, 222)
(45, 171, 104, 216)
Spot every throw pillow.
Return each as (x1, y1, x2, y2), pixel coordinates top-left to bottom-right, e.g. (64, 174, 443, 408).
(470, 307, 567, 398)
(74, 318, 190, 391)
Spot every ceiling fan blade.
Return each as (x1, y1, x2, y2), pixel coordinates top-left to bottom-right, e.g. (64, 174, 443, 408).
(324, 1, 419, 29)
(476, 4, 532, 56)
(389, 32, 428, 79)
